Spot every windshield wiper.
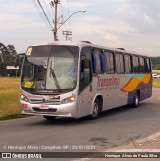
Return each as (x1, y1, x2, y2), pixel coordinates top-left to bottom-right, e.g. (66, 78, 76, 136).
(50, 67, 61, 92)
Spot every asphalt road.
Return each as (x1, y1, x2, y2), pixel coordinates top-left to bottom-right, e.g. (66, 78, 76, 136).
(0, 88, 160, 160)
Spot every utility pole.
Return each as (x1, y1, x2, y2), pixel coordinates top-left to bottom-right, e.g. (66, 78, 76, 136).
(53, 0, 59, 41)
(62, 31, 72, 41)
(50, 1, 86, 41)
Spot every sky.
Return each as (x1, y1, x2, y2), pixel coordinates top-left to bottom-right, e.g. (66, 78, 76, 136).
(0, 0, 160, 56)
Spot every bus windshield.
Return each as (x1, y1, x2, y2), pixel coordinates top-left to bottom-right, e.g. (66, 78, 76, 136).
(21, 45, 79, 93)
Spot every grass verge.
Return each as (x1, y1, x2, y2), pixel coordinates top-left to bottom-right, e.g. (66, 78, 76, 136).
(153, 78, 160, 88)
(0, 114, 30, 121)
(0, 77, 30, 121)
(152, 70, 160, 74)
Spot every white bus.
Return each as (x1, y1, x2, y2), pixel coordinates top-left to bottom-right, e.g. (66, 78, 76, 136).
(19, 41, 152, 120)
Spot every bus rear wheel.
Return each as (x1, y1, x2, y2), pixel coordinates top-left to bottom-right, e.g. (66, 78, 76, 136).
(89, 99, 101, 119)
(132, 92, 139, 108)
(43, 116, 56, 121)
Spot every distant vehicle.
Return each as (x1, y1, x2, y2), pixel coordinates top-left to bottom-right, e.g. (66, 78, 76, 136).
(17, 41, 152, 120)
(152, 73, 159, 78)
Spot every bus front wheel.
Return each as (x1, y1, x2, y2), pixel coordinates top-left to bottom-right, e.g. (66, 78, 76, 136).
(89, 99, 101, 119)
(43, 116, 56, 121)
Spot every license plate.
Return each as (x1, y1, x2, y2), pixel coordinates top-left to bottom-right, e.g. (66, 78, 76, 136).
(39, 105, 49, 109)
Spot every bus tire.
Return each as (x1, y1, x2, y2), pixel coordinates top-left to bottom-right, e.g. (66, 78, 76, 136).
(89, 99, 101, 119)
(132, 92, 139, 108)
(43, 116, 56, 121)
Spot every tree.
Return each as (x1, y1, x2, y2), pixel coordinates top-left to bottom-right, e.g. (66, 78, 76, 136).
(151, 57, 160, 70)
(0, 43, 8, 76)
(0, 43, 7, 63)
(0, 43, 18, 76)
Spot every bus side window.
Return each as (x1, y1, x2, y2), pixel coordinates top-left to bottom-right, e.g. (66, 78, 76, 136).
(139, 57, 145, 73)
(115, 52, 125, 74)
(144, 58, 151, 73)
(132, 56, 140, 73)
(105, 51, 115, 74)
(94, 49, 103, 74)
(92, 49, 106, 74)
(100, 51, 106, 73)
(125, 54, 132, 74)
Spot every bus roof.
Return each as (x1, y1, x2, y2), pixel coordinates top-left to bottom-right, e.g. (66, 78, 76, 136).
(29, 41, 151, 58)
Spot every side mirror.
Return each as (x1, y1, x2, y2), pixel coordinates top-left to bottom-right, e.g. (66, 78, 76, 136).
(15, 53, 25, 68)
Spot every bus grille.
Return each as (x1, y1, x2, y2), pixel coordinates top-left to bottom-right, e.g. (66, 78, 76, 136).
(32, 107, 57, 112)
(30, 99, 60, 105)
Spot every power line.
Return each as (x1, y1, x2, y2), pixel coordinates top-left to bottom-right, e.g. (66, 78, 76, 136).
(36, 0, 54, 31)
(49, 0, 54, 16)
(42, 0, 53, 21)
(31, 0, 53, 31)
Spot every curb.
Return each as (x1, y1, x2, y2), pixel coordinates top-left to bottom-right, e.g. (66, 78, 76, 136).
(73, 131, 160, 161)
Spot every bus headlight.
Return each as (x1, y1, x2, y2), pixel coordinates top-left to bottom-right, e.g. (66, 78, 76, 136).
(20, 93, 29, 102)
(61, 95, 76, 104)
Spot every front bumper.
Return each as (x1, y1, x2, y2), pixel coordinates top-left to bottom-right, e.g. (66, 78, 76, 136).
(20, 100, 78, 118)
